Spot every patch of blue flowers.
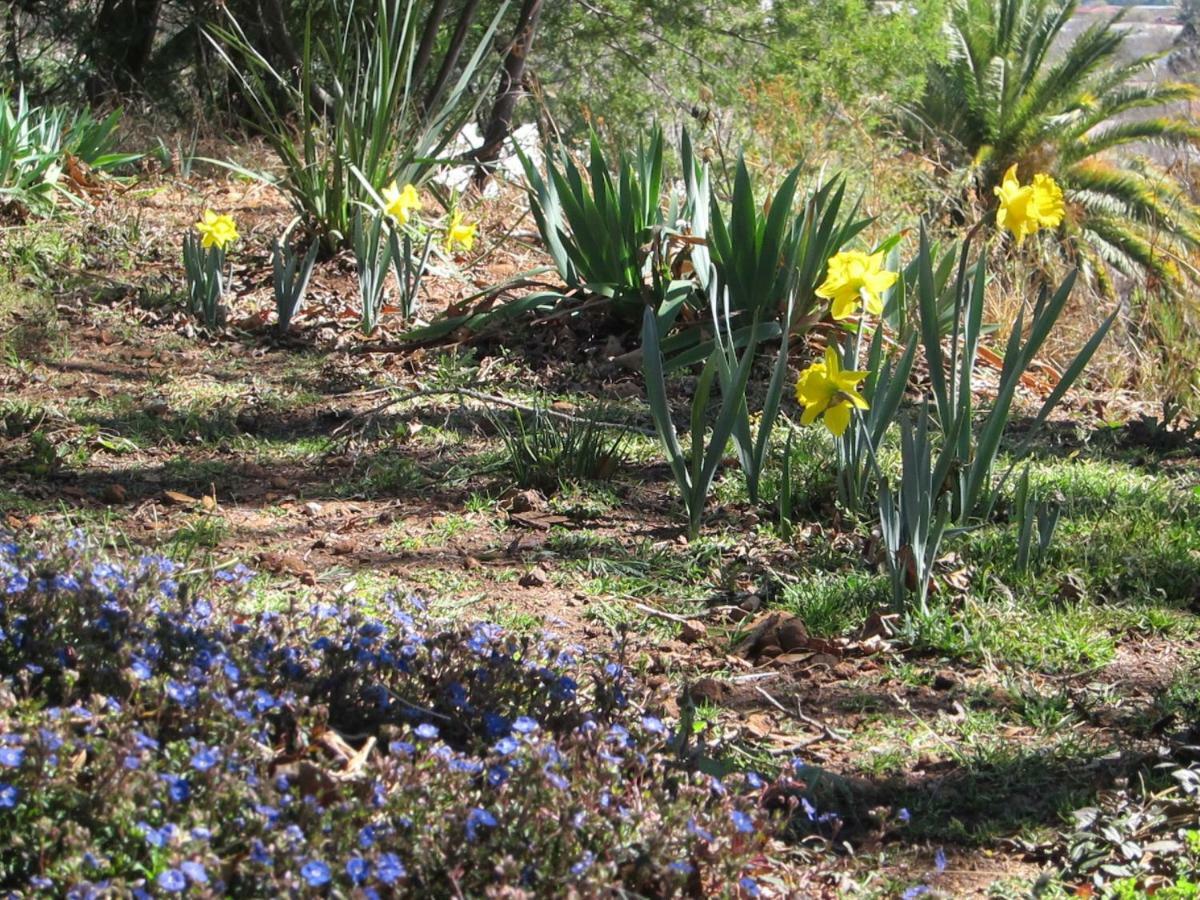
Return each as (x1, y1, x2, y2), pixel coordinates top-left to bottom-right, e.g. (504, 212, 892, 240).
(0, 532, 812, 896)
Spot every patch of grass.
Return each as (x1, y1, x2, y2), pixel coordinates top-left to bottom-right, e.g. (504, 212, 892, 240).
(780, 571, 889, 637)
(489, 406, 629, 493)
(915, 596, 1118, 673)
(550, 529, 720, 604)
(169, 513, 229, 559)
(0, 280, 65, 367)
(549, 482, 621, 518)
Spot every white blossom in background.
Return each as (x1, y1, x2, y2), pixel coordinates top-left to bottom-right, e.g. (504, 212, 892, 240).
(432, 123, 544, 198)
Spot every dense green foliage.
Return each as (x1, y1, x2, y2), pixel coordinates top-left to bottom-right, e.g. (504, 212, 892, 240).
(910, 0, 1200, 287)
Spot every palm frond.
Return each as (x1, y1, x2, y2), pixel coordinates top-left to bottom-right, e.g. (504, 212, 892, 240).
(1065, 119, 1200, 164)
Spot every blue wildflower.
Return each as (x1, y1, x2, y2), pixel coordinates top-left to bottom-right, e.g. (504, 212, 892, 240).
(492, 737, 519, 756)
(739, 877, 761, 897)
(512, 716, 538, 734)
(156, 869, 187, 893)
(935, 847, 947, 873)
(570, 851, 595, 877)
(163, 775, 190, 803)
(898, 807, 911, 824)
(250, 840, 272, 865)
(190, 746, 220, 772)
(300, 860, 331, 887)
(165, 680, 197, 706)
(138, 822, 167, 848)
(345, 858, 369, 885)
(641, 715, 667, 735)
(465, 807, 497, 842)
(730, 810, 755, 834)
(414, 723, 439, 740)
(129, 658, 153, 680)
(0, 746, 24, 768)
(376, 853, 405, 885)
(180, 861, 207, 885)
(0, 783, 17, 808)
(668, 861, 695, 875)
(901, 888, 930, 900)
(687, 818, 714, 843)
(543, 765, 569, 790)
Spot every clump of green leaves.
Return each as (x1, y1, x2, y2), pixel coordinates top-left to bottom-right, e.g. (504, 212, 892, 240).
(915, 227, 1115, 523)
(518, 127, 680, 320)
(351, 211, 429, 335)
(182, 232, 225, 330)
(271, 237, 319, 335)
(0, 88, 137, 216)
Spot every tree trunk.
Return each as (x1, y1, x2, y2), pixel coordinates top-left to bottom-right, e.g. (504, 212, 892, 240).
(424, 0, 483, 114)
(89, 0, 164, 96)
(472, 0, 544, 185)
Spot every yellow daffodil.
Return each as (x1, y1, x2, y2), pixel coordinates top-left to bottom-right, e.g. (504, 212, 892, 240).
(194, 210, 239, 251)
(816, 250, 897, 320)
(994, 165, 1065, 242)
(382, 181, 421, 226)
(445, 211, 477, 252)
(795, 346, 870, 438)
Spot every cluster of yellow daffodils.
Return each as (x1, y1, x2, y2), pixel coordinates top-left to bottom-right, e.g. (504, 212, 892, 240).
(194, 211, 239, 251)
(381, 181, 478, 253)
(994, 164, 1065, 242)
(799, 247, 896, 435)
(795, 347, 869, 438)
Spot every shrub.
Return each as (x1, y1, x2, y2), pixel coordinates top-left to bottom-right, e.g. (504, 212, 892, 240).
(0, 532, 802, 895)
(0, 89, 137, 217)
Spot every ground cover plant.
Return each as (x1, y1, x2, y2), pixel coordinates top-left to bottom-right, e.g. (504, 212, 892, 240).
(4, 1, 1200, 897)
(0, 532, 803, 895)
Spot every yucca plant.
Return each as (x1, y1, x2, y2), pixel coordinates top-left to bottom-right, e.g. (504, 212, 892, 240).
(661, 165, 868, 372)
(908, 0, 1200, 286)
(518, 128, 684, 319)
(209, 0, 508, 250)
(0, 90, 138, 216)
(0, 89, 62, 214)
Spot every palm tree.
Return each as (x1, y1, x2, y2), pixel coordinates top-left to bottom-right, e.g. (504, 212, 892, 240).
(907, 0, 1200, 289)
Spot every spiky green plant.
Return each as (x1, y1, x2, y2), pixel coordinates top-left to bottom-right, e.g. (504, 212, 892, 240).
(908, 0, 1200, 287)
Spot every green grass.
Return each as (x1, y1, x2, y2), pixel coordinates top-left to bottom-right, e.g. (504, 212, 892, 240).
(780, 571, 890, 637)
